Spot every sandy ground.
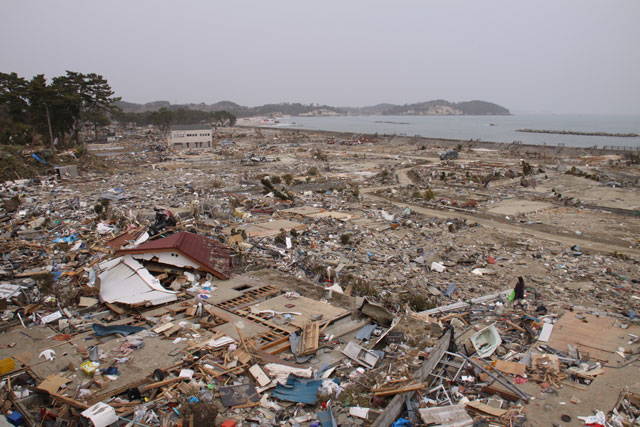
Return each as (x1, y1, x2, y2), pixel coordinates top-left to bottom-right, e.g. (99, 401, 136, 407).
(486, 199, 553, 216)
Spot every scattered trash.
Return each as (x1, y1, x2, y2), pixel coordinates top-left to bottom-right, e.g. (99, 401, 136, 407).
(0, 125, 637, 426)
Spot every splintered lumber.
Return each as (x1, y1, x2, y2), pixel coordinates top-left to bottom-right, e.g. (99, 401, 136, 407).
(105, 302, 126, 315)
(372, 383, 427, 396)
(141, 377, 184, 392)
(372, 330, 451, 427)
(200, 364, 245, 379)
(49, 392, 90, 410)
(478, 378, 521, 402)
(299, 321, 319, 356)
(466, 400, 507, 417)
(89, 378, 150, 405)
(504, 320, 526, 333)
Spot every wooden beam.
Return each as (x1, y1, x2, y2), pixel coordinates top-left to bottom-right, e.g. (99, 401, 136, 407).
(372, 383, 426, 396)
(88, 378, 149, 405)
(49, 391, 90, 410)
(141, 377, 184, 392)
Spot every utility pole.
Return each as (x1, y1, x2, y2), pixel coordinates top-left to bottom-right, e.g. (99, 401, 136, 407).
(43, 103, 55, 151)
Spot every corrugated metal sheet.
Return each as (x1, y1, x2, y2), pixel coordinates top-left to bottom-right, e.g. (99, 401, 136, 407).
(116, 232, 230, 279)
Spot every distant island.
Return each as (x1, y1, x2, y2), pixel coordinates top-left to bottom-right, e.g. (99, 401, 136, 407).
(516, 129, 639, 138)
(345, 100, 510, 116)
(116, 99, 510, 117)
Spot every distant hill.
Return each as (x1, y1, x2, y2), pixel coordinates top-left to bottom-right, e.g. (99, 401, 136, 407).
(372, 99, 510, 115)
(116, 100, 171, 113)
(115, 99, 509, 116)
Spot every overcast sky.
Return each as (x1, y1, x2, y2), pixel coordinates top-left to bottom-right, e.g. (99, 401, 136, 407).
(1, 1, 639, 114)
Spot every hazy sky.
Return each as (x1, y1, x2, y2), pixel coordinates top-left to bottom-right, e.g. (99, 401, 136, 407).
(1, 1, 639, 114)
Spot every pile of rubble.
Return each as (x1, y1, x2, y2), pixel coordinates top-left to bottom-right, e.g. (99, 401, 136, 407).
(1, 128, 639, 426)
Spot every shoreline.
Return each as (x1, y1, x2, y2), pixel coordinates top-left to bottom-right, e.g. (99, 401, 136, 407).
(237, 124, 640, 155)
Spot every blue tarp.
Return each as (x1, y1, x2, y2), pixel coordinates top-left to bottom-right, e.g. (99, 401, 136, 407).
(92, 324, 145, 337)
(272, 375, 322, 404)
(32, 153, 49, 165)
(53, 234, 78, 244)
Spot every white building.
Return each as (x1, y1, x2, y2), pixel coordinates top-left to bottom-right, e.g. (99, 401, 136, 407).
(170, 124, 213, 149)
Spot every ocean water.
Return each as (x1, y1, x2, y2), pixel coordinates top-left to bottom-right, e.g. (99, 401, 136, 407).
(276, 114, 640, 149)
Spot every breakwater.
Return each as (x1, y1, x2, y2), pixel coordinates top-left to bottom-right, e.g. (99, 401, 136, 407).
(516, 129, 639, 138)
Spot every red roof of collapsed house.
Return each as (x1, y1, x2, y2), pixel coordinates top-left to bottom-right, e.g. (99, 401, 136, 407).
(116, 232, 231, 280)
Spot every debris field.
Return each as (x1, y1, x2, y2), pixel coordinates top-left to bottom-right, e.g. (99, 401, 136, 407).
(1, 125, 639, 427)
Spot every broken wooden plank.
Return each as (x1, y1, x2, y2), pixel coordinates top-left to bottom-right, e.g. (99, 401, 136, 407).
(141, 377, 184, 392)
(105, 302, 126, 315)
(299, 321, 319, 356)
(466, 400, 507, 417)
(89, 378, 149, 405)
(49, 391, 90, 410)
(249, 364, 271, 387)
(480, 382, 522, 402)
(372, 383, 427, 396)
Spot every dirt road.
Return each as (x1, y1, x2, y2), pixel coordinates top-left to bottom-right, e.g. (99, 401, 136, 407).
(362, 167, 640, 257)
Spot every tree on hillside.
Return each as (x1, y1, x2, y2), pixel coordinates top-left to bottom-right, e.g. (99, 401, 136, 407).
(26, 74, 55, 146)
(1, 71, 121, 148)
(0, 73, 30, 144)
(47, 76, 80, 146)
(54, 71, 121, 143)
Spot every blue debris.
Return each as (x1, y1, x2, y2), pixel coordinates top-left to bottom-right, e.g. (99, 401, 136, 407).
(272, 375, 323, 404)
(392, 418, 412, 427)
(7, 410, 24, 425)
(32, 153, 49, 165)
(355, 324, 376, 341)
(318, 409, 337, 427)
(53, 234, 78, 244)
(103, 366, 119, 376)
(92, 324, 145, 337)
